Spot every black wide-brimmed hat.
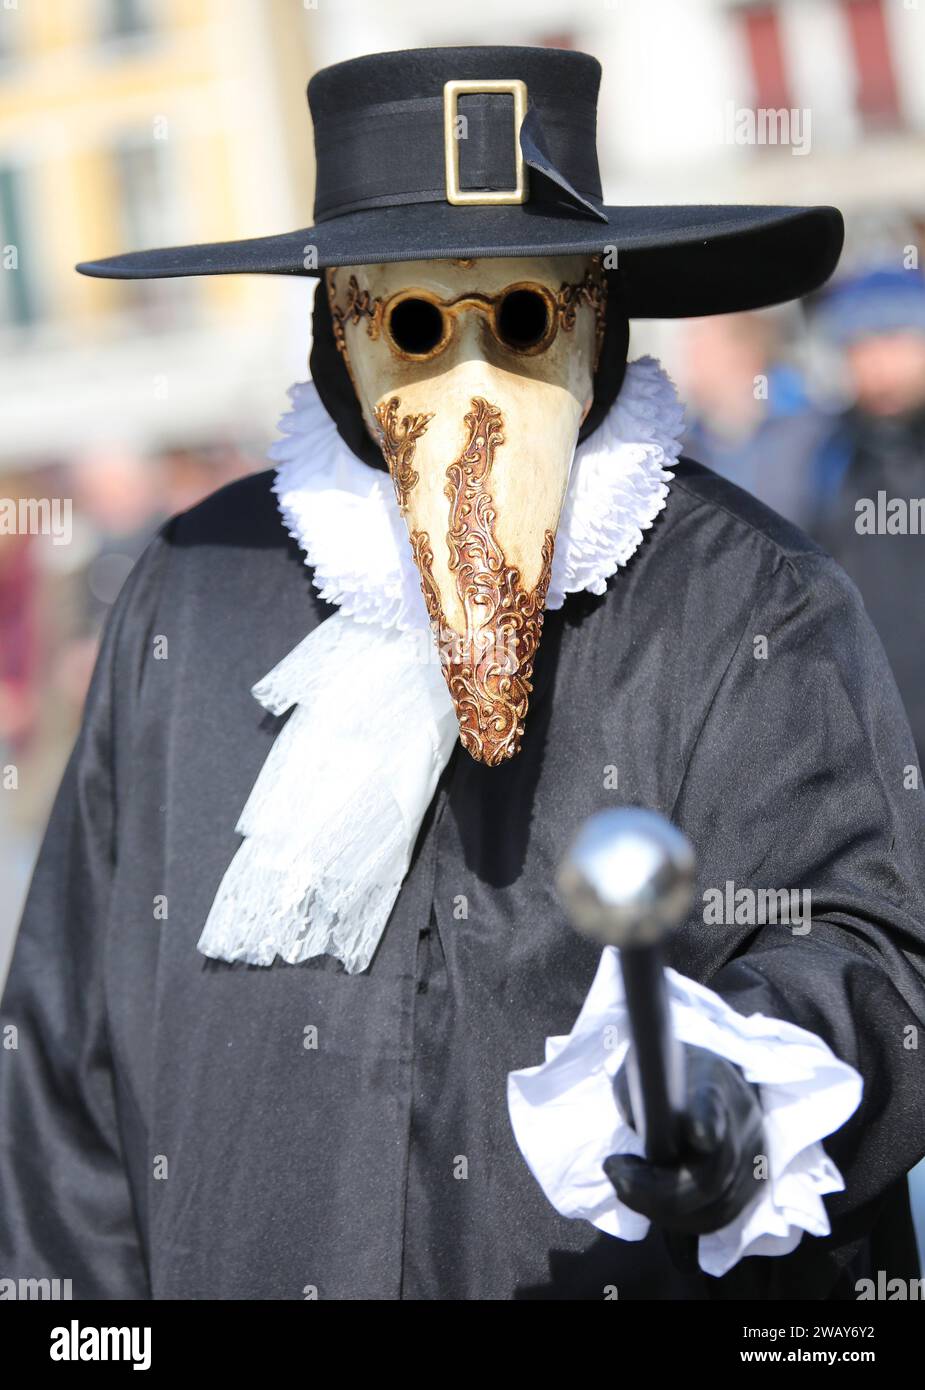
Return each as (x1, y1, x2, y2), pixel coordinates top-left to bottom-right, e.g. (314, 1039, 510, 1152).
(77, 45, 843, 318)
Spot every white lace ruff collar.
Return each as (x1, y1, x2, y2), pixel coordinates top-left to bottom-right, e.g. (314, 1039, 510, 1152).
(270, 355, 683, 630)
(197, 358, 684, 974)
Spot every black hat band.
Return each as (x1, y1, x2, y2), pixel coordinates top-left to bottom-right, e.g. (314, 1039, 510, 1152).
(312, 86, 605, 223)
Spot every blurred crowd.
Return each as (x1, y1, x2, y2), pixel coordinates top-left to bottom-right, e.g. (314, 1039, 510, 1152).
(683, 258, 925, 767)
(0, 442, 256, 962)
(681, 250, 925, 1255)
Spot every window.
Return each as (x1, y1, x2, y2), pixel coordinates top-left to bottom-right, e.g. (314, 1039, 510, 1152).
(114, 140, 170, 251)
(841, 0, 901, 131)
(112, 138, 183, 325)
(741, 4, 793, 112)
(0, 165, 40, 327)
(0, 8, 20, 68)
(98, 0, 154, 43)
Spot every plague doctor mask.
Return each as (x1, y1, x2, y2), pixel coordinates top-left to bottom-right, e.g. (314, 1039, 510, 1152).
(327, 254, 607, 765)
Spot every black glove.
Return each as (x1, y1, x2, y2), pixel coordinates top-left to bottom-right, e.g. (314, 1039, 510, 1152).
(603, 1044, 766, 1235)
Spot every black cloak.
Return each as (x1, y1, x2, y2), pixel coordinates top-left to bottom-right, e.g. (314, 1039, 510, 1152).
(1, 458, 924, 1300)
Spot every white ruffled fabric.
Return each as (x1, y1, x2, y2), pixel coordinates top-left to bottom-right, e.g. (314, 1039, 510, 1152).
(196, 616, 458, 973)
(197, 358, 681, 973)
(507, 948, 863, 1277)
(271, 355, 681, 626)
(548, 357, 684, 606)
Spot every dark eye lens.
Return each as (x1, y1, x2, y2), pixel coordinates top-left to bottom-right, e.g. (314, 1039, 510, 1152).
(496, 288, 550, 350)
(388, 297, 445, 355)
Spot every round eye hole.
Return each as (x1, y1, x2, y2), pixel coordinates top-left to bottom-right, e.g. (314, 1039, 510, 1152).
(495, 287, 552, 352)
(387, 297, 447, 356)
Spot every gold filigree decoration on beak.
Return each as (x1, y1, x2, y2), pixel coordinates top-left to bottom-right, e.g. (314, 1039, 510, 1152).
(374, 397, 433, 512)
(410, 397, 555, 767)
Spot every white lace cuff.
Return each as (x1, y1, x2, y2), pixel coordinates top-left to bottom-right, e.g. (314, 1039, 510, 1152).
(507, 947, 863, 1278)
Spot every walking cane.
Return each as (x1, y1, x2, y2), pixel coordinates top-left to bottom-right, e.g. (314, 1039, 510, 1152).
(556, 807, 696, 1165)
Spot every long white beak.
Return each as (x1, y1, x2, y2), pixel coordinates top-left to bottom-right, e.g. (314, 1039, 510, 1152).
(377, 369, 580, 764)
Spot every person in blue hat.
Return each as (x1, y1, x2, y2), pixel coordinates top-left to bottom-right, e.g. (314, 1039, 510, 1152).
(811, 265, 925, 763)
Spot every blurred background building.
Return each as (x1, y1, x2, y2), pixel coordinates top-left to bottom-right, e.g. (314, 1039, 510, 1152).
(1, 0, 924, 1247)
(0, 0, 319, 967)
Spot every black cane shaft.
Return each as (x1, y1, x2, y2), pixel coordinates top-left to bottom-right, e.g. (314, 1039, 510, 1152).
(621, 944, 684, 1165)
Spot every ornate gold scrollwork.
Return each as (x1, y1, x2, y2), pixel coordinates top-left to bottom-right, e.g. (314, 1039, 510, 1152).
(411, 396, 555, 767)
(373, 397, 433, 513)
(556, 260, 608, 369)
(326, 271, 384, 352)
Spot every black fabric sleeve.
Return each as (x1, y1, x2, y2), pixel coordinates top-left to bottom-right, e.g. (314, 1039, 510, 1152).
(0, 529, 172, 1299)
(672, 549, 925, 1224)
